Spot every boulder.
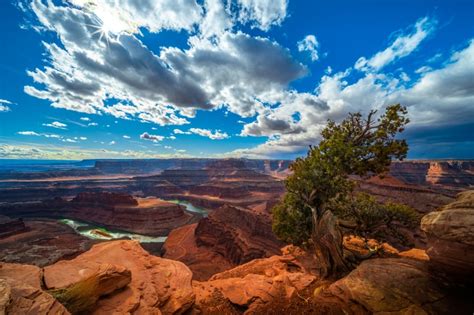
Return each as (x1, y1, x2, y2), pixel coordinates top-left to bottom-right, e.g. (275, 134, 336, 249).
(192, 249, 317, 314)
(421, 190, 474, 279)
(0, 263, 69, 315)
(44, 240, 195, 314)
(49, 264, 131, 314)
(314, 258, 451, 314)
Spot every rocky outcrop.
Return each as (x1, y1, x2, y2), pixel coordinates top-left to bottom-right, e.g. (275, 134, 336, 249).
(0, 215, 28, 238)
(195, 206, 284, 265)
(72, 192, 138, 206)
(0, 219, 94, 267)
(358, 174, 455, 214)
(50, 264, 131, 314)
(313, 257, 454, 314)
(192, 246, 318, 314)
(390, 160, 474, 188)
(0, 193, 197, 236)
(162, 223, 234, 281)
(44, 240, 195, 314)
(163, 205, 285, 280)
(0, 263, 70, 314)
(421, 190, 474, 280)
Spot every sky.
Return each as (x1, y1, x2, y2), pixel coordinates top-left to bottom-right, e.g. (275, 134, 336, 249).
(0, 0, 473, 160)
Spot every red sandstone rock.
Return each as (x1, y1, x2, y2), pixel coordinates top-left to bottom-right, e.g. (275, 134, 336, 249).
(313, 258, 453, 314)
(1, 194, 196, 236)
(50, 263, 131, 314)
(72, 192, 138, 206)
(44, 240, 195, 314)
(0, 219, 94, 267)
(421, 190, 474, 280)
(164, 204, 285, 280)
(0, 215, 28, 239)
(162, 223, 234, 281)
(195, 205, 284, 265)
(0, 263, 70, 314)
(192, 250, 317, 314)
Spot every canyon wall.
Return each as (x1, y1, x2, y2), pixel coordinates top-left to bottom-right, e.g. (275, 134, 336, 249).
(0, 192, 198, 236)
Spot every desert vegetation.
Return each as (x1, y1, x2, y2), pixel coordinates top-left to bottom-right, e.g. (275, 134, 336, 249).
(272, 104, 417, 277)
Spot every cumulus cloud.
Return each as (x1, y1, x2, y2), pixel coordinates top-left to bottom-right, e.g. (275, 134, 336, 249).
(24, 0, 299, 125)
(69, 0, 203, 34)
(174, 128, 229, 139)
(297, 35, 320, 61)
(140, 132, 165, 142)
(189, 128, 229, 140)
(42, 121, 68, 129)
(355, 17, 435, 71)
(235, 0, 288, 30)
(232, 33, 474, 158)
(173, 129, 191, 135)
(80, 117, 90, 121)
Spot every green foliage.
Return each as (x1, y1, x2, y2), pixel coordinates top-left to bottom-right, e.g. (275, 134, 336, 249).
(49, 275, 100, 314)
(272, 194, 312, 246)
(272, 104, 410, 245)
(328, 192, 419, 242)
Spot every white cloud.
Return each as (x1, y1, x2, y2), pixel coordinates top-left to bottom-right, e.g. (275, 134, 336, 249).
(18, 131, 41, 136)
(0, 99, 13, 112)
(123, 135, 131, 139)
(68, 0, 203, 35)
(399, 72, 410, 82)
(189, 128, 229, 140)
(235, 0, 288, 31)
(415, 66, 432, 74)
(173, 129, 191, 135)
(174, 127, 229, 139)
(0, 143, 189, 159)
(108, 140, 116, 145)
(17, 130, 89, 143)
(200, 0, 233, 38)
(25, 0, 303, 124)
(0, 105, 10, 112)
(231, 37, 474, 158)
(88, 122, 98, 126)
(355, 17, 435, 72)
(42, 121, 68, 129)
(80, 117, 90, 121)
(140, 132, 165, 142)
(297, 35, 320, 61)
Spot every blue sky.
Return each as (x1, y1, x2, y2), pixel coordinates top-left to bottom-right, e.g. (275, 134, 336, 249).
(0, 0, 473, 160)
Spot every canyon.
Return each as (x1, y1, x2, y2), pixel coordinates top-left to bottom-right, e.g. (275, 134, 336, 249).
(1, 190, 473, 314)
(0, 158, 473, 314)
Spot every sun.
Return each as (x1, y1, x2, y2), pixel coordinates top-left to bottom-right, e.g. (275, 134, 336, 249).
(74, 0, 138, 41)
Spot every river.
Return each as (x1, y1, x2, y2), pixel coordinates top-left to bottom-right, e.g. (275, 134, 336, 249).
(58, 199, 208, 243)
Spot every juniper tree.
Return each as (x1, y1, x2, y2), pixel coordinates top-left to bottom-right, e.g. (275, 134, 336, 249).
(272, 104, 412, 278)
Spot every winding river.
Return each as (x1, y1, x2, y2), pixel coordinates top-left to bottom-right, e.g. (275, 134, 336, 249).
(58, 200, 208, 243)
(164, 199, 208, 217)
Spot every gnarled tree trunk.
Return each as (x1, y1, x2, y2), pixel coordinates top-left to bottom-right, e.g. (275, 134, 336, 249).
(311, 209, 351, 278)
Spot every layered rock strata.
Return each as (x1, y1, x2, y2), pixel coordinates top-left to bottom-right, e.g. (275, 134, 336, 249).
(421, 190, 474, 280)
